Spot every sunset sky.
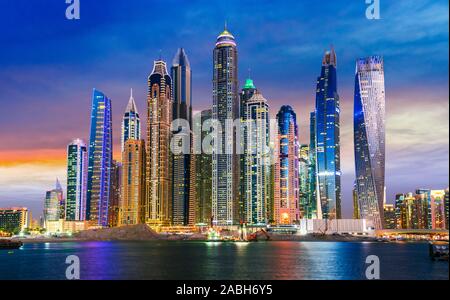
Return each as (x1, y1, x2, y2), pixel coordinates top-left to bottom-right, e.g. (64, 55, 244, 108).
(0, 0, 448, 218)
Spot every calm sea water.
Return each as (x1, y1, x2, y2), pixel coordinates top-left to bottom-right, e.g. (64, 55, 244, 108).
(0, 241, 448, 280)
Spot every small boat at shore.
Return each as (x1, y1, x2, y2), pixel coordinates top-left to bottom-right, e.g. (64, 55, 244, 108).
(0, 239, 23, 250)
(429, 241, 449, 261)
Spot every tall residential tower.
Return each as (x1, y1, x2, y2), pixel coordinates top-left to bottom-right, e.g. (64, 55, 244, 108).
(66, 138, 88, 221)
(86, 89, 113, 227)
(354, 56, 386, 229)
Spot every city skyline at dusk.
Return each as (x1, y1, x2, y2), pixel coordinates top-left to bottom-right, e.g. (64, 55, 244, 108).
(0, 0, 448, 219)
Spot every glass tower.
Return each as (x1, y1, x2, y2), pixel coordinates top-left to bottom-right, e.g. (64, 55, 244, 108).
(146, 60, 173, 226)
(308, 112, 318, 219)
(86, 89, 113, 227)
(171, 48, 193, 226)
(314, 47, 341, 220)
(44, 179, 65, 226)
(212, 26, 240, 226)
(66, 138, 87, 221)
(354, 56, 385, 229)
(274, 105, 300, 225)
(121, 89, 141, 152)
(241, 85, 270, 225)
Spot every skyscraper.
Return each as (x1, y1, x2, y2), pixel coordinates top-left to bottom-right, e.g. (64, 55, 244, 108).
(212, 26, 239, 226)
(314, 47, 341, 220)
(120, 139, 145, 225)
(66, 138, 87, 221)
(108, 160, 121, 227)
(445, 189, 449, 230)
(86, 89, 113, 227)
(44, 180, 64, 226)
(274, 105, 300, 225)
(430, 190, 446, 230)
(308, 112, 318, 219)
(354, 56, 386, 229)
(121, 89, 141, 152)
(194, 109, 213, 226)
(171, 48, 193, 226)
(298, 144, 309, 218)
(146, 59, 173, 226)
(241, 85, 271, 225)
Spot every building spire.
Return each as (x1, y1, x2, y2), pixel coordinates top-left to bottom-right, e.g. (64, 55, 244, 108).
(125, 88, 138, 114)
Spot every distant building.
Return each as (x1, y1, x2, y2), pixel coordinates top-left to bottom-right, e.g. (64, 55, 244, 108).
(86, 89, 113, 227)
(108, 160, 121, 227)
(66, 138, 88, 221)
(274, 105, 300, 225)
(352, 181, 360, 219)
(394, 193, 405, 229)
(430, 190, 446, 229)
(445, 189, 449, 229)
(0, 207, 28, 233)
(383, 204, 395, 229)
(298, 144, 310, 218)
(120, 140, 145, 226)
(44, 180, 65, 227)
(354, 56, 386, 229)
(193, 109, 213, 226)
(307, 112, 318, 219)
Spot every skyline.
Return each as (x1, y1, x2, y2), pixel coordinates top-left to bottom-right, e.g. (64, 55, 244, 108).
(0, 0, 449, 219)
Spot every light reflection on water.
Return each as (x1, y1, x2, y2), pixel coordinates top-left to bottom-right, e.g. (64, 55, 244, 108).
(0, 241, 448, 280)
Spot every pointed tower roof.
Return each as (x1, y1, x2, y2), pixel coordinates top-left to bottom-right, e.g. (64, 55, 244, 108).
(172, 48, 190, 68)
(243, 78, 256, 90)
(125, 88, 138, 114)
(322, 45, 337, 67)
(151, 59, 169, 76)
(216, 22, 236, 47)
(55, 178, 62, 191)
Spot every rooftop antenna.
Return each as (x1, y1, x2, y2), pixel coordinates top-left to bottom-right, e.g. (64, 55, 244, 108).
(159, 49, 162, 60)
(248, 67, 251, 79)
(224, 20, 227, 31)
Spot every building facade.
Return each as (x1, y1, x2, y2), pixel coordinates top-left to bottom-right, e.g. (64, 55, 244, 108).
(0, 207, 28, 233)
(121, 89, 141, 152)
(66, 138, 88, 221)
(383, 204, 396, 229)
(108, 160, 121, 227)
(314, 47, 341, 220)
(171, 48, 194, 226)
(44, 180, 65, 226)
(274, 106, 300, 225)
(241, 87, 271, 225)
(146, 60, 173, 226)
(353, 56, 386, 229)
(86, 89, 113, 227)
(307, 112, 318, 219)
(193, 109, 213, 226)
(120, 139, 145, 225)
(212, 27, 240, 226)
(298, 144, 310, 218)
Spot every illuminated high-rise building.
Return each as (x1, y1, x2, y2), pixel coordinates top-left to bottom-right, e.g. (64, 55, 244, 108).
(394, 193, 406, 229)
(171, 48, 194, 226)
(383, 204, 395, 229)
(415, 189, 431, 229)
(65, 138, 88, 221)
(212, 26, 240, 226)
(298, 144, 310, 218)
(314, 47, 341, 220)
(108, 160, 121, 227)
(121, 89, 141, 152)
(354, 56, 386, 229)
(445, 189, 449, 229)
(430, 190, 446, 230)
(193, 109, 213, 226)
(274, 105, 300, 225)
(44, 179, 65, 226)
(120, 139, 145, 225)
(307, 112, 318, 219)
(145, 59, 173, 226)
(86, 89, 113, 227)
(0, 207, 28, 233)
(241, 85, 271, 225)
(352, 181, 360, 219)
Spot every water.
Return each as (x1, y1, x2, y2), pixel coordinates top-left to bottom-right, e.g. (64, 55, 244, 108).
(0, 241, 448, 280)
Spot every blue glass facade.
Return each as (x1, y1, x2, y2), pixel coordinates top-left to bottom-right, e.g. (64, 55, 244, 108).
(86, 89, 113, 227)
(314, 48, 341, 220)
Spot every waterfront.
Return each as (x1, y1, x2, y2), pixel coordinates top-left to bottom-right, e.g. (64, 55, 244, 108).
(0, 241, 448, 280)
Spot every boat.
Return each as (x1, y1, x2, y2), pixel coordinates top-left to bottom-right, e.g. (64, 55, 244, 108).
(429, 241, 449, 261)
(0, 239, 23, 250)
